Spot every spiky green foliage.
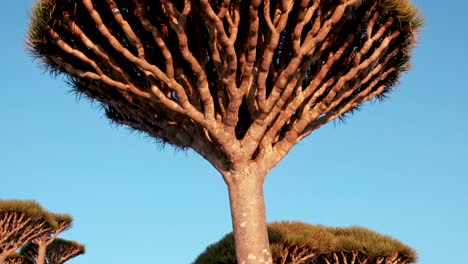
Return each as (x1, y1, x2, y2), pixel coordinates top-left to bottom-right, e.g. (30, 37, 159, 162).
(0, 200, 72, 229)
(46, 238, 85, 264)
(372, 0, 423, 100)
(270, 222, 416, 259)
(194, 222, 417, 264)
(27, 0, 59, 73)
(0, 199, 57, 228)
(49, 212, 73, 227)
(50, 238, 86, 254)
(0, 199, 45, 216)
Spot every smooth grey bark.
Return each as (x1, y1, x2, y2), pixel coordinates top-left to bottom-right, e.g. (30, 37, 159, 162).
(225, 167, 272, 264)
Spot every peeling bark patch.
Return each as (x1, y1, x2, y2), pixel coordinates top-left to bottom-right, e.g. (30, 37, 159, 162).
(240, 221, 247, 227)
(248, 254, 257, 260)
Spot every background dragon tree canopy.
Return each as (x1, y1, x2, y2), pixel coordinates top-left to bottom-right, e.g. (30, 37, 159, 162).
(27, 0, 422, 173)
(0, 200, 84, 264)
(194, 222, 418, 264)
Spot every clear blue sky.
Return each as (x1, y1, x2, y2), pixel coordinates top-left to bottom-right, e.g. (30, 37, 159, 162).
(1, 1, 466, 263)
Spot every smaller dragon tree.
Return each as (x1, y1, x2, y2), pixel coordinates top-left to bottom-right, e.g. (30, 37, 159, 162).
(194, 221, 417, 264)
(0, 200, 84, 264)
(21, 239, 85, 264)
(27, 214, 73, 264)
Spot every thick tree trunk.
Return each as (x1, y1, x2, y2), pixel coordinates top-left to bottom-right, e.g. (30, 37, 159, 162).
(226, 167, 272, 264)
(36, 244, 47, 264)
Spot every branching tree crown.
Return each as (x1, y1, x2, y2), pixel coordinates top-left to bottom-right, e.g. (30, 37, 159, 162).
(27, 0, 422, 174)
(27, 1, 423, 263)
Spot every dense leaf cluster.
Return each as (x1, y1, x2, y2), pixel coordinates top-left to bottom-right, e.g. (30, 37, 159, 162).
(194, 221, 417, 264)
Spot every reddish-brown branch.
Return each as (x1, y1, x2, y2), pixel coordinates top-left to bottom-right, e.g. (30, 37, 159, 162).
(260, 0, 349, 118)
(64, 1, 231, 153)
(105, 0, 146, 59)
(49, 29, 103, 75)
(246, 4, 367, 157)
(133, 0, 175, 79)
(254, 0, 297, 113)
(80, 0, 172, 97)
(299, 68, 396, 143)
(63, 17, 132, 84)
(309, 31, 400, 115)
(198, 0, 240, 131)
(161, 0, 215, 120)
(270, 30, 401, 165)
(0, 212, 50, 260)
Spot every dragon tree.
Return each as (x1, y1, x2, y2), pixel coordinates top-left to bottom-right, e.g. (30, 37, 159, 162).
(21, 239, 85, 264)
(27, 0, 422, 263)
(21, 215, 75, 264)
(33, 218, 72, 264)
(195, 222, 418, 264)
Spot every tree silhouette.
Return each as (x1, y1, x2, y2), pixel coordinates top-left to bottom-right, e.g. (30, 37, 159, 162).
(27, 0, 422, 263)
